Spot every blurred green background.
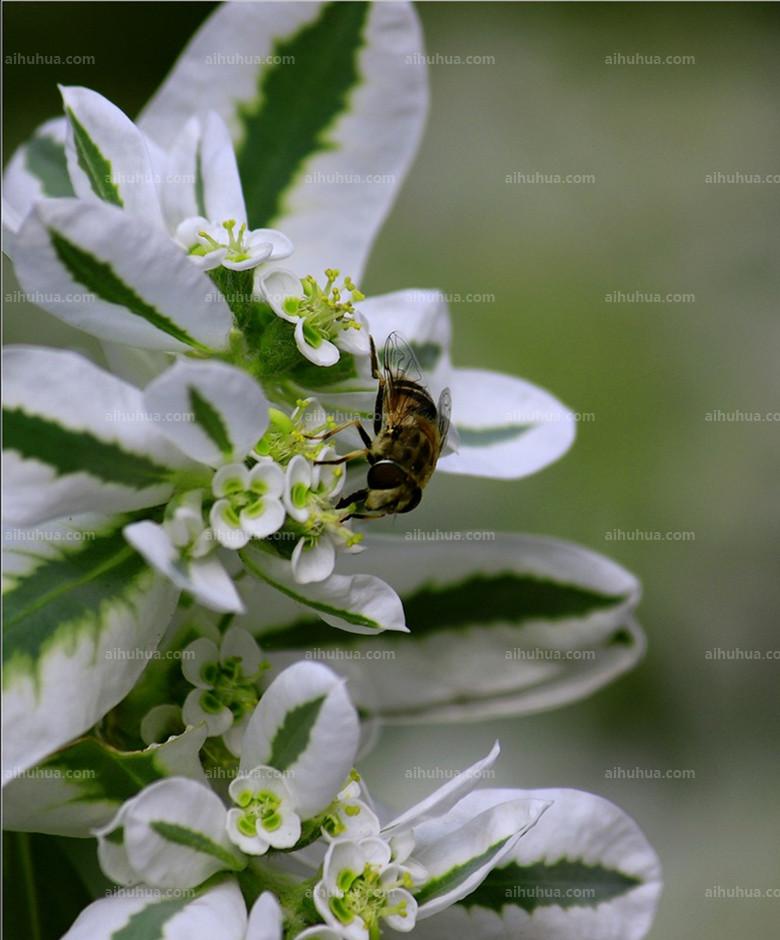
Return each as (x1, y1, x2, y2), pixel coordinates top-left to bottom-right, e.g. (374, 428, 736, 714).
(3, 3, 779, 938)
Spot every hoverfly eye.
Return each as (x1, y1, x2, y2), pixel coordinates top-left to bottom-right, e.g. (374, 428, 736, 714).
(367, 460, 407, 490)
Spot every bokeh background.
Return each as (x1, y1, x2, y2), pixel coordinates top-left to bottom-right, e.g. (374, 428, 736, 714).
(3, 3, 779, 938)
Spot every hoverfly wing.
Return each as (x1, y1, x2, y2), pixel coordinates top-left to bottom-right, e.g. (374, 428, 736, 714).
(382, 332, 424, 388)
(436, 387, 452, 455)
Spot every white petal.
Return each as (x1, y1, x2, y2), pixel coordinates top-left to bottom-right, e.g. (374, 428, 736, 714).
(240, 498, 286, 539)
(246, 228, 294, 260)
(294, 318, 340, 367)
(220, 625, 264, 675)
(124, 520, 244, 613)
(182, 688, 234, 737)
(210, 500, 251, 550)
(60, 85, 163, 227)
(258, 267, 303, 321)
(213, 463, 252, 496)
(225, 807, 270, 856)
(144, 359, 271, 466)
(180, 637, 220, 687)
(291, 536, 336, 584)
(13, 198, 232, 351)
(248, 460, 286, 498)
(383, 887, 417, 932)
(283, 454, 314, 522)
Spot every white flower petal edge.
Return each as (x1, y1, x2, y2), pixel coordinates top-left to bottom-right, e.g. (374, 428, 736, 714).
(60, 85, 164, 227)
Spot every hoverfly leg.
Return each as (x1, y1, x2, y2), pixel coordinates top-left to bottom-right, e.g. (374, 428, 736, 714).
(315, 448, 368, 466)
(303, 418, 369, 444)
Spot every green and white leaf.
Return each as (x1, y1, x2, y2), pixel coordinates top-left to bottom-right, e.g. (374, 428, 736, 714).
(239, 660, 359, 819)
(3, 116, 73, 240)
(61, 85, 164, 226)
(102, 777, 244, 890)
(413, 797, 551, 918)
(245, 534, 644, 723)
(62, 876, 247, 940)
(407, 788, 662, 940)
(2, 724, 208, 837)
(139, 0, 428, 281)
(12, 198, 232, 351)
(3, 346, 190, 527)
(2, 513, 179, 779)
(239, 544, 407, 636)
(143, 358, 271, 466)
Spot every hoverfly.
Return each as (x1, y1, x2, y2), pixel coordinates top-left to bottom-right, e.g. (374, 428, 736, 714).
(316, 332, 451, 518)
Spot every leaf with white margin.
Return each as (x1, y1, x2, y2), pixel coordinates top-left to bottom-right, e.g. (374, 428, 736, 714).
(162, 112, 247, 233)
(241, 534, 644, 723)
(2, 724, 208, 837)
(3, 346, 189, 527)
(403, 788, 662, 940)
(107, 777, 245, 890)
(139, 1, 428, 281)
(383, 741, 501, 836)
(61, 877, 247, 940)
(143, 358, 271, 466)
(238, 661, 359, 819)
(412, 797, 551, 918)
(12, 198, 232, 351)
(60, 85, 164, 227)
(2, 513, 179, 780)
(440, 368, 576, 480)
(239, 544, 408, 636)
(3, 116, 74, 238)
(359, 288, 575, 478)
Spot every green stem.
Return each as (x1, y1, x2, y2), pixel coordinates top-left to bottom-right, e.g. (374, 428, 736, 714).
(17, 833, 42, 940)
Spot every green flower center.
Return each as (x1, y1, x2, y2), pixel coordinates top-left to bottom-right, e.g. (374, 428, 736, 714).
(285, 269, 365, 343)
(233, 787, 283, 836)
(190, 218, 251, 262)
(329, 864, 410, 937)
(199, 655, 259, 719)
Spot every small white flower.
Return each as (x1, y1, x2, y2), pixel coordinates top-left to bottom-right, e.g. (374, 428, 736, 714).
(314, 837, 418, 939)
(283, 452, 353, 584)
(320, 779, 381, 842)
(210, 458, 286, 550)
(226, 766, 301, 855)
(175, 216, 292, 272)
(260, 268, 370, 367)
(181, 626, 264, 751)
